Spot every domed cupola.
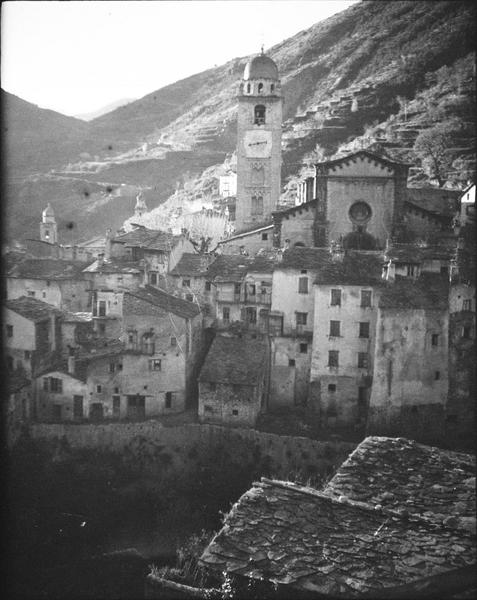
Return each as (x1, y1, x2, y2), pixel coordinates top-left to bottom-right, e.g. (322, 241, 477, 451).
(42, 202, 56, 223)
(241, 48, 281, 97)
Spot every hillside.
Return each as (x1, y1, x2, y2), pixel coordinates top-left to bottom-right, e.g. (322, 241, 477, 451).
(3, 0, 476, 244)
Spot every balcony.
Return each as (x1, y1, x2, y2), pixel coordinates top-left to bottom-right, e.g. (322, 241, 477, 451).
(244, 293, 271, 305)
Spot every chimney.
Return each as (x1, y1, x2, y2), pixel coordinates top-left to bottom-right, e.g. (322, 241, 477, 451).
(97, 252, 105, 268)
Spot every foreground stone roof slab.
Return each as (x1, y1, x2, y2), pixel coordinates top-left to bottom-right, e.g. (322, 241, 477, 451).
(200, 477, 476, 597)
(324, 436, 476, 532)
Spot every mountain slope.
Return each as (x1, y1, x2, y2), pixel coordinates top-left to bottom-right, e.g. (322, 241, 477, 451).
(4, 0, 476, 244)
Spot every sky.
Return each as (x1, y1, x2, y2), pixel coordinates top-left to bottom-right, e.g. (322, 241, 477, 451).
(1, 0, 358, 117)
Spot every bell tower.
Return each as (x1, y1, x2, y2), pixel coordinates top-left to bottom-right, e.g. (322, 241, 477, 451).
(236, 50, 282, 232)
(40, 203, 58, 244)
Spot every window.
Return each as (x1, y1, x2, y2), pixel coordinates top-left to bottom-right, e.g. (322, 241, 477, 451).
(301, 270, 308, 275)
(186, 294, 193, 302)
(299, 343, 308, 354)
(296, 312, 307, 326)
(27, 291, 35, 297)
(50, 378, 63, 393)
(96, 384, 102, 393)
(246, 83, 251, 93)
(288, 359, 296, 367)
(251, 195, 263, 215)
(328, 384, 336, 392)
(331, 289, 341, 306)
(165, 392, 173, 408)
(46, 281, 50, 287)
(234, 283, 241, 295)
(209, 382, 217, 392)
(246, 307, 257, 324)
(298, 277, 309, 294)
(435, 371, 441, 380)
(359, 322, 370, 338)
(329, 320, 341, 337)
(328, 351, 339, 368)
(361, 290, 372, 307)
(205, 281, 212, 291)
(43, 377, 49, 391)
(73, 396, 83, 419)
(114, 387, 120, 394)
(271, 84, 275, 93)
(171, 336, 177, 347)
(358, 353, 369, 368)
(262, 233, 268, 241)
(149, 359, 162, 371)
(254, 104, 266, 125)
(463, 299, 472, 311)
(258, 82, 263, 94)
(248, 284, 256, 296)
(98, 301, 106, 317)
(223, 307, 230, 323)
(182, 279, 191, 288)
(463, 326, 471, 339)
(150, 273, 157, 285)
(232, 409, 239, 416)
(42, 292, 46, 298)
(406, 265, 416, 277)
(431, 334, 439, 346)
(24, 350, 31, 360)
(109, 363, 116, 373)
(118, 363, 123, 371)
(6, 325, 13, 338)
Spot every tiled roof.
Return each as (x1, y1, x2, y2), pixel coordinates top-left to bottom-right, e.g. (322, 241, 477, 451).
(314, 251, 385, 286)
(386, 243, 455, 264)
(407, 187, 461, 217)
(199, 335, 267, 385)
(111, 227, 182, 251)
(379, 273, 449, 309)
(200, 476, 475, 596)
(124, 285, 200, 319)
(4, 296, 63, 322)
(325, 436, 476, 531)
(82, 258, 143, 274)
(205, 255, 252, 283)
(7, 258, 89, 280)
(169, 253, 211, 277)
(278, 247, 329, 271)
(247, 250, 280, 274)
(62, 311, 93, 323)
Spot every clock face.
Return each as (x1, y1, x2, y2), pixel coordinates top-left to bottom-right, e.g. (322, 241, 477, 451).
(243, 129, 272, 158)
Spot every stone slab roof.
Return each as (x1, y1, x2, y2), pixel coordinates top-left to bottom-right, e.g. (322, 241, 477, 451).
(272, 198, 317, 220)
(379, 273, 449, 309)
(314, 251, 385, 286)
(199, 335, 267, 385)
(111, 227, 181, 251)
(169, 253, 211, 277)
(82, 258, 143, 274)
(278, 247, 329, 271)
(407, 187, 461, 217)
(200, 476, 475, 596)
(219, 223, 273, 241)
(7, 258, 89, 280)
(4, 296, 63, 322)
(205, 255, 252, 283)
(325, 437, 476, 532)
(386, 243, 456, 264)
(124, 285, 200, 320)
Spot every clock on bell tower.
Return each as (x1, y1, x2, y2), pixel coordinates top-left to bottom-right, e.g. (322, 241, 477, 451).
(235, 50, 282, 232)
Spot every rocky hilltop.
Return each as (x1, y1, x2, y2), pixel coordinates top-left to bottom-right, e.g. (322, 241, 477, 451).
(3, 0, 475, 243)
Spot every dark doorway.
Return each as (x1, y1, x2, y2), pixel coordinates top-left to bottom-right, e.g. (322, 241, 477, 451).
(73, 395, 83, 419)
(127, 395, 145, 420)
(90, 403, 104, 421)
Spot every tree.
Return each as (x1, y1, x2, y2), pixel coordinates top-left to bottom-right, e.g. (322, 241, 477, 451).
(413, 119, 461, 187)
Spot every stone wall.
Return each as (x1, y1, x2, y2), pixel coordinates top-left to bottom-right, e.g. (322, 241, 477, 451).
(26, 422, 356, 481)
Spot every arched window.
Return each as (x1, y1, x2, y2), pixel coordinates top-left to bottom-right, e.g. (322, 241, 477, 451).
(254, 105, 266, 125)
(258, 82, 263, 94)
(271, 83, 275, 93)
(246, 83, 251, 93)
(251, 195, 263, 215)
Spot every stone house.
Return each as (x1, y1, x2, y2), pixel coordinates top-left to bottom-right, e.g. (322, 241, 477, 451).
(367, 273, 450, 442)
(272, 199, 318, 248)
(35, 361, 89, 422)
(3, 296, 62, 377)
(198, 334, 269, 427)
(82, 256, 144, 294)
(107, 225, 195, 287)
(268, 247, 328, 409)
(217, 224, 274, 256)
(6, 258, 92, 312)
(168, 252, 216, 315)
(8, 372, 33, 427)
(240, 252, 277, 334)
(310, 252, 385, 428)
(200, 436, 475, 598)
